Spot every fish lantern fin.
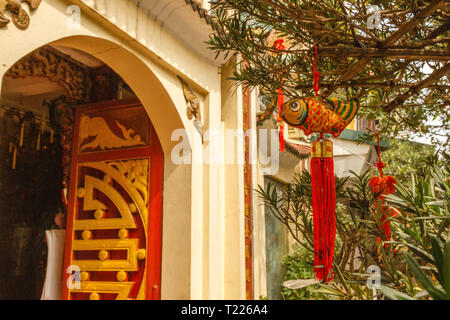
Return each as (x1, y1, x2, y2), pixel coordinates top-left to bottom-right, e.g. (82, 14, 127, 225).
(327, 98, 360, 127)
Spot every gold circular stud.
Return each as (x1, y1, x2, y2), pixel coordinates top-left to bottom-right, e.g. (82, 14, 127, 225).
(137, 249, 146, 261)
(129, 203, 137, 213)
(81, 230, 92, 240)
(98, 250, 109, 261)
(76, 188, 85, 198)
(80, 271, 90, 282)
(116, 271, 127, 282)
(118, 229, 129, 239)
(94, 209, 105, 220)
(103, 175, 112, 184)
(89, 292, 100, 300)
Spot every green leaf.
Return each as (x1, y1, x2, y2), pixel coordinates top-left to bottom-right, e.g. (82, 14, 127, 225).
(425, 201, 446, 206)
(402, 243, 435, 265)
(311, 287, 343, 297)
(413, 290, 430, 299)
(380, 285, 414, 300)
(443, 241, 450, 299)
(404, 252, 446, 300)
(430, 237, 444, 287)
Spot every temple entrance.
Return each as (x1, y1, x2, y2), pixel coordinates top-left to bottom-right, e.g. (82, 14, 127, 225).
(0, 44, 163, 300)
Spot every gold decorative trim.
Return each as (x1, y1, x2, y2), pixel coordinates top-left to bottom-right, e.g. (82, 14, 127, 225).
(108, 159, 149, 206)
(71, 281, 134, 300)
(72, 239, 139, 271)
(79, 116, 146, 152)
(83, 161, 149, 229)
(74, 174, 137, 230)
(311, 140, 333, 158)
(70, 160, 150, 300)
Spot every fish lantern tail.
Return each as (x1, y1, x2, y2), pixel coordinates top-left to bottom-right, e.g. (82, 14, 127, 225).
(311, 139, 336, 282)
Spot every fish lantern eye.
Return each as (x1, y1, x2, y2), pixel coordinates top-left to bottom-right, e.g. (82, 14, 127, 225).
(289, 101, 301, 112)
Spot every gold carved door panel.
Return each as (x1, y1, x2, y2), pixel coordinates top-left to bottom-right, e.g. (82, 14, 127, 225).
(62, 100, 162, 300)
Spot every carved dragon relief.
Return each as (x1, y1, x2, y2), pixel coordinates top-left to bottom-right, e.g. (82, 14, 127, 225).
(177, 75, 204, 142)
(0, 0, 41, 29)
(79, 115, 146, 152)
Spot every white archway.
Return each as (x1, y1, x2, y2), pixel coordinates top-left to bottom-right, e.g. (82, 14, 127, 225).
(0, 35, 193, 299)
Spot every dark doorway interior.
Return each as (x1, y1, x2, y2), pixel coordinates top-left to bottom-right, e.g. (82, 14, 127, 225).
(0, 115, 63, 299)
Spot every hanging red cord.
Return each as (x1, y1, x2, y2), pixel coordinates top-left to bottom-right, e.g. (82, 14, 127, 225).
(374, 132, 386, 177)
(310, 46, 321, 97)
(273, 39, 286, 151)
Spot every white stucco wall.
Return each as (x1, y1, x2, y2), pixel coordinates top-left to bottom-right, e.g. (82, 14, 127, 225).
(0, 0, 249, 300)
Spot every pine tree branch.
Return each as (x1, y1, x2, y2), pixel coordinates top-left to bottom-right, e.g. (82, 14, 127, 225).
(384, 62, 450, 112)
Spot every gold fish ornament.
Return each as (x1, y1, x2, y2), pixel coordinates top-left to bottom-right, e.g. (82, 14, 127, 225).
(281, 97, 359, 137)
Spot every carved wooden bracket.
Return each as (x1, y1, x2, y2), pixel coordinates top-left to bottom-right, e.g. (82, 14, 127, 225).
(0, 0, 41, 29)
(177, 75, 204, 141)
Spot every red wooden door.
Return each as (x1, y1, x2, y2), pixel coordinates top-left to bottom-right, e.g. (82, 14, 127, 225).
(61, 99, 163, 300)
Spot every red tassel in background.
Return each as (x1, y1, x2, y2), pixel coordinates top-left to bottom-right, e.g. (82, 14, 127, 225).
(370, 133, 397, 245)
(311, 138, 336, 282)
(276, 88, 285, 152)
(273, 39, 286, 152)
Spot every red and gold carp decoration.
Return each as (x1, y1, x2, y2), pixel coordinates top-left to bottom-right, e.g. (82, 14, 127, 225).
(282, 97, 359, 137)
(280, 47, 360, 282)
(369, 133, 398, 245)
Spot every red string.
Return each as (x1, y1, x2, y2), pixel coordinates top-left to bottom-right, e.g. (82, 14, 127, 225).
(274, 39, 286, 151)
(310, 46, 321, 97)
(374, 132, 386, 177)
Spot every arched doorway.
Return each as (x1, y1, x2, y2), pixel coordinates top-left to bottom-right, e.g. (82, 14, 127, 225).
(0, 43, 164, 300)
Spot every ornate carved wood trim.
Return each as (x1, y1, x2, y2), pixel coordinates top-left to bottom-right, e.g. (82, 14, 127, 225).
(5, 46, 91, 102)
(0, 0, 41, 29)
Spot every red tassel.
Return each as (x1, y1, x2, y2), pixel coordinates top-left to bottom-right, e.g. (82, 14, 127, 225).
(311, 140, 336, 282)
(371, 132, 397, 245)
(370, 175, 397, 244)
